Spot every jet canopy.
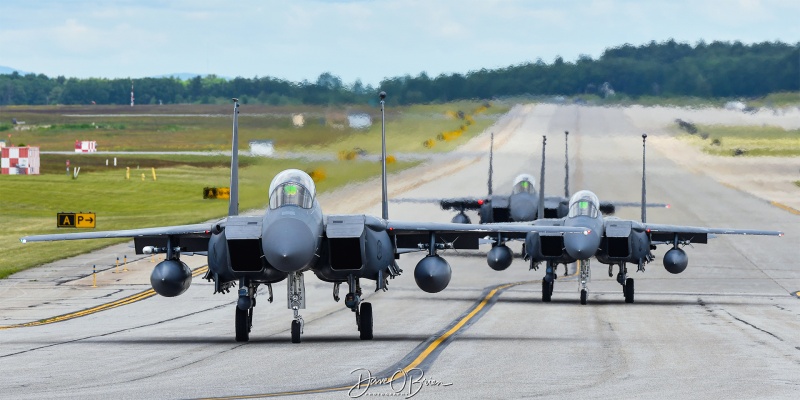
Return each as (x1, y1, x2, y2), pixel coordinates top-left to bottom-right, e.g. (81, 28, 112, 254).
(568, 190, 600, 218)
(511, 174, 536, 195)
(268, 169, 316, 209)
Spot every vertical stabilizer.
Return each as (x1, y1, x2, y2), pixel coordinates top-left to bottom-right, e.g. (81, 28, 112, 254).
(641, 134, 647, 223)
(228, 99, 240, 217)
(379, 92, 389, 220)
(538, 135, 546, 220)
(487, 132, 494, 196)
(564, 130, 570, 198)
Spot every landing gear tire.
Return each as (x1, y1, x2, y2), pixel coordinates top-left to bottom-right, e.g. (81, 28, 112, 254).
(291, 320, 302, 343)
(580, 289, 587, 305)
(624, 278, 635, 303)
(359, 302, 373, 340)
(235, 307, 250, 342)
(542, 280, 553, 302)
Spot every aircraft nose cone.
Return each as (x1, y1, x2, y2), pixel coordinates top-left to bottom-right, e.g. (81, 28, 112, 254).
(509, 196, 537, 222)
(262, 218, 316, 273)
(564, 231, 600, 260)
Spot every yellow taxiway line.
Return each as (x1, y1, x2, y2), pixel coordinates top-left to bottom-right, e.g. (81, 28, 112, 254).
(199, 280, 532, 400)
(0, 266, 208, 330)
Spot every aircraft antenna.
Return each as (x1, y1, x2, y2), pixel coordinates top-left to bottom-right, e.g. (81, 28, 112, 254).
(538, 135, 546, 220)
(228, 98, 240, 217)
(487, 132, 494, 196)
(641, 133, 647, 223)
(564, 130, 570, 198)
(380, 91, 389, 220)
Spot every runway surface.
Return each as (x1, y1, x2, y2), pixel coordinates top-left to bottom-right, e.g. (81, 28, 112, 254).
(1, 104, 798, 399)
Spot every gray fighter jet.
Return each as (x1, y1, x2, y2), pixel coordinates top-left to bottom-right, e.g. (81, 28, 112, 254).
(393, 131, 667, 224)
(517, 134, 783, 305)
(20, 94, 589, 343)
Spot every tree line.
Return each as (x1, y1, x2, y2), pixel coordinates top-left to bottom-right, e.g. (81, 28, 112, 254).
(1, 40, 797, 106)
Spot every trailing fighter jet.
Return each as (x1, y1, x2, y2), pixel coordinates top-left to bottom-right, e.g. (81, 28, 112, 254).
(392, 131, 667, 224)
(516, 134, 783, 304)
(20, 94, 589, 343)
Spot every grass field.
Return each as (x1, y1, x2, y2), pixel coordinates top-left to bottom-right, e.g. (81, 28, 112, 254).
(676, 124, 800, 157)
(0, 101, 503, 278)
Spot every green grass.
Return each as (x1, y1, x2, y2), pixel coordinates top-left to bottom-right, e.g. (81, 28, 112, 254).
(795, 181, 800, 188)
(0, 101, 510, 278)
(0, 102, 505, 153)
(676, 124, 800, 157)
(746, 92, 800, 108)
(0, 100, 504, 278)
(0, 157, 417, 279)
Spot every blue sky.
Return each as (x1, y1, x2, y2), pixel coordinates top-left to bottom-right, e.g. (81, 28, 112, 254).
(1, 0, 797, 86)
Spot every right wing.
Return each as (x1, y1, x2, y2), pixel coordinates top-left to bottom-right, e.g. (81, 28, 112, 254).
(386, 219, 589, 251)
(20, 222, 219, 254)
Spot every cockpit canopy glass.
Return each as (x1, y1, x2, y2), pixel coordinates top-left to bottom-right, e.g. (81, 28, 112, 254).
(568, 190, 600, 218)
(268, 169, 316, 209)
(511, 174, 536, 195)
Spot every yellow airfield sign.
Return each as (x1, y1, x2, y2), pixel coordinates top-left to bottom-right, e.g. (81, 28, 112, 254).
(57, 212, 96, 228)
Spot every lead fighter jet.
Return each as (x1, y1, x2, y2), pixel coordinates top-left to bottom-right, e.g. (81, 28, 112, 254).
(20, 94, 588, 343)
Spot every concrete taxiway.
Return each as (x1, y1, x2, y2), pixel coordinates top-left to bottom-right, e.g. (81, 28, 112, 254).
(1, 104, 798, 399)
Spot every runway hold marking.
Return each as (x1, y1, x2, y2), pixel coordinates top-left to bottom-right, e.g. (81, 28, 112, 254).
(0, 266, 209, 330)
(770, 201, 800, 216)
(198, 280, 533, 400)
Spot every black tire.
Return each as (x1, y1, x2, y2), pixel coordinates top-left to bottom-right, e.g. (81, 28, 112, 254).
(624, 278, 635, 303)
(359, 302, 373, 340)
(542, 280, 552, 302)
(235, 307, 249, 342)
(291, 320, 301, 343)
(580, 289, 587, 305)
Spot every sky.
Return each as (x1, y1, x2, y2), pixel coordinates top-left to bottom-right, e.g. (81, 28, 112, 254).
(1, 0, 798, 86)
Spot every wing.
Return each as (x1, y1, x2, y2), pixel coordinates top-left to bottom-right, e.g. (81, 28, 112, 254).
(20, 222, 217, 254)
(387, 219, 588, 250)
(391, 197, 485, 211)
(643, 223, 783, 244)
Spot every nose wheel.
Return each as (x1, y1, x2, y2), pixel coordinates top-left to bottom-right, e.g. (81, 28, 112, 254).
(578, 259, 590, 305)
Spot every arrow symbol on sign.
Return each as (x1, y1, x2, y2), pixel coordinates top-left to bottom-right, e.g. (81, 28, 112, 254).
(87, 217, 94, 223)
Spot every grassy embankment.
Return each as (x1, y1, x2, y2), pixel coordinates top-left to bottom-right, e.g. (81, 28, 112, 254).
(675, 123, 800, 157)
(0, 102, 507, 278)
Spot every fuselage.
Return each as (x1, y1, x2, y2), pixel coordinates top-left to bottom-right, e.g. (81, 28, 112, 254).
(261, 201, 324, 273)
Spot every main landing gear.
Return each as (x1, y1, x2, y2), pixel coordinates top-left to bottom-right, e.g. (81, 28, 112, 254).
(344, 275, 373, 340)
(541, 261, 556, 302)
(611, 263, 635, 303)
(235, 278, 273, 342)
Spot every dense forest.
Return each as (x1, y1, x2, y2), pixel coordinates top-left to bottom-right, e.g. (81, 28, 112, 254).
(1, 40, 798, 106)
